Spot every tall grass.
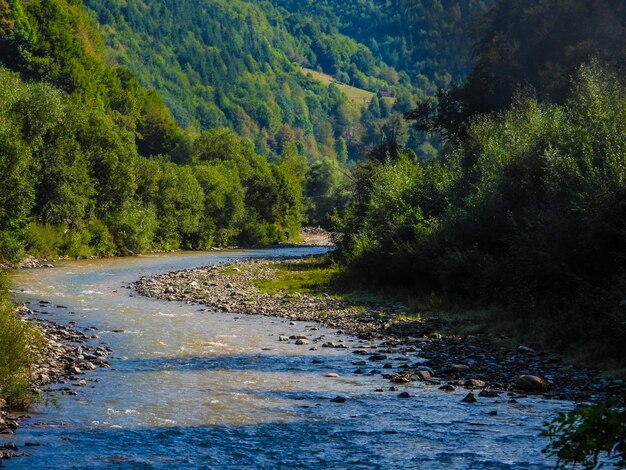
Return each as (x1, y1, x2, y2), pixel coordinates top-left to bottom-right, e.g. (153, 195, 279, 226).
(0, 272, 40, 409)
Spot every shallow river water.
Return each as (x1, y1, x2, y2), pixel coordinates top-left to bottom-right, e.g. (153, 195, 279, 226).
(4, 248, 569, 469)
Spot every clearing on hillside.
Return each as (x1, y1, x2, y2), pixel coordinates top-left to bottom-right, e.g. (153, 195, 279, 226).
(302, 67, 377, 109)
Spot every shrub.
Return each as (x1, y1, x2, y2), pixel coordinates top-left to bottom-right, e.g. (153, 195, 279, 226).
(23, 223, 65, 259)
(107, 200, 158, 254)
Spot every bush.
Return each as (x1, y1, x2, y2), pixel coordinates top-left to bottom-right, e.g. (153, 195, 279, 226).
(107, 200, 158, 254)
(23, 223, 65, 259)
(0, 230, 25, 263)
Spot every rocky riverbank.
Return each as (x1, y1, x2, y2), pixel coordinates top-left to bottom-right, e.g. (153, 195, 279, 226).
(0, 306, 111, 460)
(134, 257, 619, 403)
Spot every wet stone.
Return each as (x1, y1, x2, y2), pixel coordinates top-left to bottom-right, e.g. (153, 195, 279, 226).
(330, 396, 347, 404)
(462, 392, 477, 403)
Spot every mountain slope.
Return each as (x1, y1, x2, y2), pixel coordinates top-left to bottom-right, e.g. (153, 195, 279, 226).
(83, 0, 490, 158)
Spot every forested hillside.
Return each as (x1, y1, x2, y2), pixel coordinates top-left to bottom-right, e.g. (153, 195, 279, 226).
(83, 0, 490, 161)
(266, 0, 490, 89)
(0, 0, 308, 263)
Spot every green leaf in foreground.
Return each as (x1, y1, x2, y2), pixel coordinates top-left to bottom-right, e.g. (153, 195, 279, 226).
(543, 395, 626, 469)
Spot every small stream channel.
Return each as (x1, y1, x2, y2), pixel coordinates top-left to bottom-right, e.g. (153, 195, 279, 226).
(3, 248, 568, 469)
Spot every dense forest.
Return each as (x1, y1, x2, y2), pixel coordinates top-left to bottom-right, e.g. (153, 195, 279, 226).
(83, 0, 489, 161)
(0, 0, 312, 262)
(338, 0, 626, 362)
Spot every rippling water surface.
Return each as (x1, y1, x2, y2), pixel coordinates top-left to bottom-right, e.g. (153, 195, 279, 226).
(4, 248, 569, 469)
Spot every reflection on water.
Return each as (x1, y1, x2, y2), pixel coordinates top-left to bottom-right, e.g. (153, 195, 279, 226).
(4, 248, 568, 469)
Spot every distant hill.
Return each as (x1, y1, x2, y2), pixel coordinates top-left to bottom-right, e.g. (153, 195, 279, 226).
(83, 0, 490, 158)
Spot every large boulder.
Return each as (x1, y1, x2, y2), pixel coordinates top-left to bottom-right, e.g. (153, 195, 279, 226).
(515, 375, 546, 392)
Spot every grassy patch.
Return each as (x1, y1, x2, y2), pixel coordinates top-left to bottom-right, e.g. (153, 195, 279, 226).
(253, 257, 339, 296)
(302, 67, 376, 109)
(253, 256, 426, 312)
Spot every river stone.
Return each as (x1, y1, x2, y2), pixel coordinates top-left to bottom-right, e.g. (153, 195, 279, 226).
(330, 396, 347, 403)
(398, 392, 412, 398)
(439, 384, 456, 392)
(478, 390, 501, 398)
(464, 379, 486, 388)
(416, 370, 432, 381)
(462, 392, 477, 403)
(322, 342, 336, 348)
(278, 335, 289, 342)
(324, 373, 339, 378)
(295, 339, 309, 345)
(515, 375, 546, 392)
(368, 354, 387, 361)
(352, 349, 369, 355)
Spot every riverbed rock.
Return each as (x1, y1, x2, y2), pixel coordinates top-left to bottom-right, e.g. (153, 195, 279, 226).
(330, 396, 347, 403)
(464, 379, 486, 388)
(324, 373, 339, 378)
(415, 370, 432, 381)
(515, 375, 546, 392)
(462, 392, 477, 403)
(439, 384, 456, 392)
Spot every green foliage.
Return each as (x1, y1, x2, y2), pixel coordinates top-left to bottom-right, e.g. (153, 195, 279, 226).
(304, 157, 351, 227)
(412, 0, 626, 139)
(0, 272, 39, 409)
(543, 395, 626, 469)
(23, 223, 65, 259)
(0, 0, 314, 261)
(337, 63, 626, 364)
(107, 200, 157, 254)
(193, 162, 246, 247)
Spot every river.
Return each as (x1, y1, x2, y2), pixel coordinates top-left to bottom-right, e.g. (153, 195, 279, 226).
(3, 248, 567, 469)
